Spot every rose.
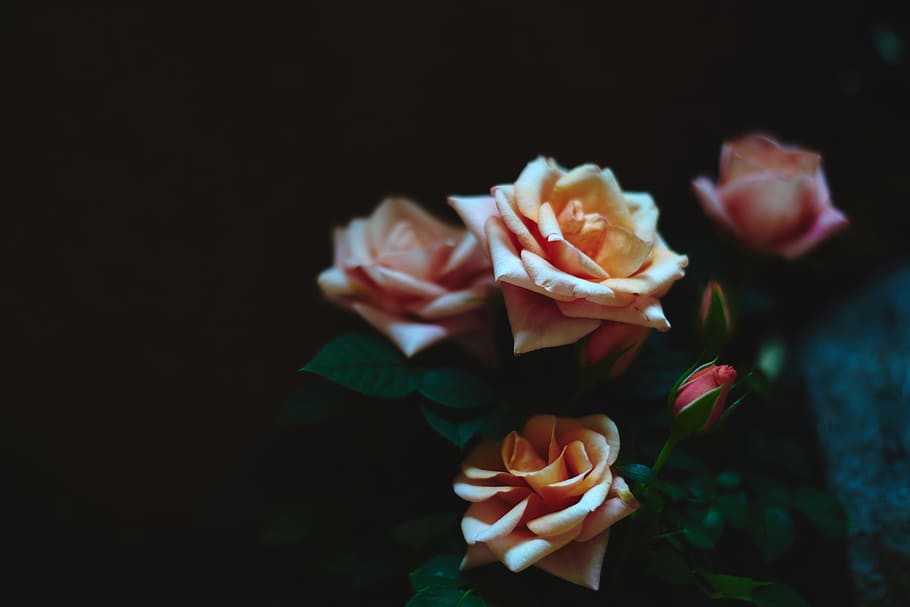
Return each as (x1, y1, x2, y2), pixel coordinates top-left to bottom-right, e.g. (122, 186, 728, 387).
(450, 157, 688, 356)
(317, 198, 495, 357)
(692, 134, 849, 258)
(453, 414, 639, 590)
(672, 364, 737, 434)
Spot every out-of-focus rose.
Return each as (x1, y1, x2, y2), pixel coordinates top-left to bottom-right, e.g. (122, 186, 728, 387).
(672, 364, 737, 433)
(453, 414, 639, 590)
(450, 157, 688, 355)
(581, 322, 651, 377)
(318, 198, 495, 357)
(693, 134, 849, 259)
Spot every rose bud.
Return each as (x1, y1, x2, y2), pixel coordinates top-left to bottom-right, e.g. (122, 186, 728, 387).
(699, 281, 732, 353)
(671, 363, 737, 437)
(582, 322, 651, 378)
(692, 134, 849, 259)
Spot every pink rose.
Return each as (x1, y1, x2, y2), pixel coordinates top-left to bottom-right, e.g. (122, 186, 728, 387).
(454, 414, 639, 590)
(317, 198, 495, 357)
(673, 364, 737, 433)
(693, 134, 849, 258)
(450, 157, 689, 355)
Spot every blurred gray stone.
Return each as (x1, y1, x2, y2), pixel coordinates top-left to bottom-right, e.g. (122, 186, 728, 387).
(801, 264, 910, 607)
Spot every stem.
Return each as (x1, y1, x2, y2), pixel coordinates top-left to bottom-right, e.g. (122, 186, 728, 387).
(652, 435, 678, 475)
(454, 589, 474, 607)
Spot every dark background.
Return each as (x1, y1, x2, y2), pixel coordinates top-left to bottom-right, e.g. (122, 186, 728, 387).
(6, 2, 908, 605)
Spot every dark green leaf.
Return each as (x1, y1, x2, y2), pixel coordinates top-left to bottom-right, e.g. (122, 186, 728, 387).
(405, 587, 487, 607)
(617, 464, 686, 500)
(702, 573, 770, 599)
(420, 404, 493, 448)
(301, 333, 420, 398)
(683, 519, 716, 549)
(688, 475, 717, 504)
(716, 470, 742, 489)
(409, 554, 464, 591)
(792, 489, 848, 538)
(651, 549, 696, 585)
(419, 368, 494, 409)
(754, 507, 795, 560)
(750, 583, 810, 607)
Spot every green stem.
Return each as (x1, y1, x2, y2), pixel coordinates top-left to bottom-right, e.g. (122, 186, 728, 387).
(652, 435, 678, 475)
(454, 589, 474, 607)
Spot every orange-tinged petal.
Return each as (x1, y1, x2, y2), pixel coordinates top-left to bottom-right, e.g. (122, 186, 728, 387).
(500, 284, 600, 354)
(593, 225, 653, 278)
(576, 478, 640, 542)
(514, 156, 563, 222)
(550, 166, 636, 233)
(526, 481, 609, 537)
(462, 496, 539, 544)
(534, 530, 611, 590)
(484, 526, 582, 573)
(493, 186, 547, 258)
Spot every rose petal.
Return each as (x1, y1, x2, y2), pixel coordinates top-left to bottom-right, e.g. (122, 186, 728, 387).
(351, 303, 454, 357)
(502, 432, 549, 473)
(462, 440, 508, 479)
(375, 243, 451, 281)
(500, 283, 601, 354)
(460, 541, 498, 571)
(453, 472, 531, 503)
(368, 198, 460, 248)
(550, 166, 636, 233)
(484, 217, 553, 298)
(362, 265, 448, 299)
(332, 227, 351, 265)
(462, 496, 539, 544)
(520, 250, 630, 305)
(493, 186, 547, 258)
(718, 173, 817, 249)
(514, 156, 562, 222)
(533, 530, 611, 590)
(576, 478, 640, 542)
(623, 191, 659, 244)
(592, 225, 653, 278)
(437, 232, 490, 284)
(448, 195, 498, 251)
(582, 322, 650, 375)
(556, 297, 671, 331)
(526, 480, 609, 537)
(721, 135, 821, 182)
(484, 526, 582, 573)
(406, 287, 490, 320)
(520, 414, 559, 463)
(547, 236, 610, 280)
(774, 205, 849, 259)
(578, 415, 621, 466)
(345, 219, 374, 266)
(601, 241, 688, 298)
(693, 177, 738, 234)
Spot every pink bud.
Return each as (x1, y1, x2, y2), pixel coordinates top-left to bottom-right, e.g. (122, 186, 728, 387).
(699, 280, 731, 329)
(673, 364, 737, 432)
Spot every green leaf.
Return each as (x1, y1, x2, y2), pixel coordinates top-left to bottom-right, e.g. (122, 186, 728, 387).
(405, 587, 487, 607)
(671, 385, 724, 439)
(282, 379, 364, 423)
(792, 488, 848, 538)
(420, 404, 493, 448)
(750, 583, 810, 607)
(651, 549, 696, 585)
(301, 333, 420, 398)
(683, 519, 717, 549)
(617, 464, 686, 500)
(716, 470, 742, 489)
(419, 368, 494, 409)
(702, 573, 770, 599)
(754, 507, 795, 560)
(409, 554, 464, 591)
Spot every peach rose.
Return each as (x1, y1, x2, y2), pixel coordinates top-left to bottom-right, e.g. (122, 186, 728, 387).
(317, 198, 495, 357)
(453, 414, 639, 590)
(450, 157, 688, 355)
(692, 134, 849, 259)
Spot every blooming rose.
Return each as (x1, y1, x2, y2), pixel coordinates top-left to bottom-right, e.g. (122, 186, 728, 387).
(673, 364, 737, 433)
(453, 414, 639, 590)
(450, 157, 688, 355)
(692, 134, 849, 259)
(317, 198, 495, 357)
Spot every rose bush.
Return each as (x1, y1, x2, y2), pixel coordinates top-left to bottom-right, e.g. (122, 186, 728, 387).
(317, 198, 495, 357)
(692, 134, 849, 258)
(450, 157, 688, 357)
(453, 414, 639, 590)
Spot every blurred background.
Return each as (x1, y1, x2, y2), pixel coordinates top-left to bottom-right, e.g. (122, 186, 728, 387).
(6, 2, 907, 605)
